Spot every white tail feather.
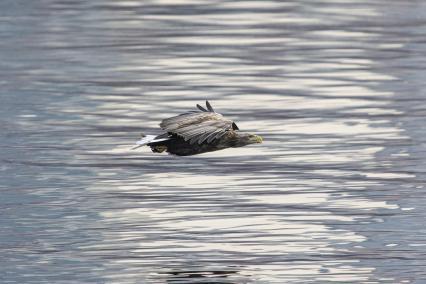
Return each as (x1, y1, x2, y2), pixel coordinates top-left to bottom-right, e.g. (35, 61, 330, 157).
(132, 135, 170, 150)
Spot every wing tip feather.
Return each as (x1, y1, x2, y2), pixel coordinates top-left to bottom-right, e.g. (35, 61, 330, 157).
(196, 104, 207, 112)
(205, 100, 214, 112)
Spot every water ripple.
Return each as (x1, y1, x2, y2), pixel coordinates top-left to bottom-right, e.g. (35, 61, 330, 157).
(1, 0, 426, 283)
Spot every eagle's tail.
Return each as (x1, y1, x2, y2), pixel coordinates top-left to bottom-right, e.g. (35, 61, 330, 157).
(132, 134, 170, 150)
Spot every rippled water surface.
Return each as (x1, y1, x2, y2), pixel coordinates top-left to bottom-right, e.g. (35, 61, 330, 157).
(1, 0, 426, 283)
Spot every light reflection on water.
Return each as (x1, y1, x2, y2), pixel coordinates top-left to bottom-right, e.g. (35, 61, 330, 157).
(1, 0, 425, 283)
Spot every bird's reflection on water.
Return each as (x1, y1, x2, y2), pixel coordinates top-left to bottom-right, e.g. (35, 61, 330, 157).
(1, 0, 426, 283)
(163, 269, 242, 284)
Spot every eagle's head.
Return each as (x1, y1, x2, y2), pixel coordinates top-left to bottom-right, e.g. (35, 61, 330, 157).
(231, 132, 263, 147)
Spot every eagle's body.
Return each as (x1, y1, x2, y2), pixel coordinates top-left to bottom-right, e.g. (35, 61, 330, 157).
(150, 134, 225, 156)
(134, 101, 262, 156)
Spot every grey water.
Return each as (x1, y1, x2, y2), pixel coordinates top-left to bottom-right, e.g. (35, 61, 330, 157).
(1, 0, 426, 283)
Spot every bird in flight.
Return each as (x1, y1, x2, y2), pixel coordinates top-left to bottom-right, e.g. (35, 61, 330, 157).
(133, 101, 263, 156)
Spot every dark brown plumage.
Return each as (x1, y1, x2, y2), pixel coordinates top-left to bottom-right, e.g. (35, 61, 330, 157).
(134, 101, 262, 156)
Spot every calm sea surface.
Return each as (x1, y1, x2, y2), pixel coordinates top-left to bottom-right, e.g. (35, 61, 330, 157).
(1, 0, 426, 283)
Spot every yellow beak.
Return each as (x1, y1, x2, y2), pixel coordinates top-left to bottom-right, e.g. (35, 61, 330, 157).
(251, 135, 263, 144)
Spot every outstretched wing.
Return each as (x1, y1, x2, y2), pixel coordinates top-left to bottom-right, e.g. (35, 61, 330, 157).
(159, 101, 238, 145)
